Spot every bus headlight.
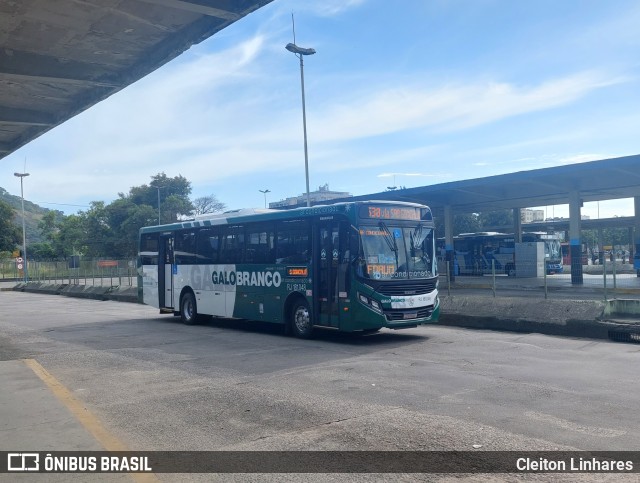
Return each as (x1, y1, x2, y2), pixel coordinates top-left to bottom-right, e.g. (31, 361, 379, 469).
(358, 292, 382, 314)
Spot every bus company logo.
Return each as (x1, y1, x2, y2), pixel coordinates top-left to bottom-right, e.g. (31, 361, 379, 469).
(211, 270, 282, 288)
(8, 453, 39, 471)
(187, 266, 282, 289)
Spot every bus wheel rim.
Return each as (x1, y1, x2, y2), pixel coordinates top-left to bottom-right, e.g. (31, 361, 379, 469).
(294, 306, 310, 332)
(185, 297, 193, 320)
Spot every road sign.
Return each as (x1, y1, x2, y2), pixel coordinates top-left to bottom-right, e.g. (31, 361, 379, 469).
(16, 257, 23, 263)
(17, 263, 23, 270)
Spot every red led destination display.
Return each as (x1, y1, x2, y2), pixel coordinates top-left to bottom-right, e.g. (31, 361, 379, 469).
(359, 205, 423, 221)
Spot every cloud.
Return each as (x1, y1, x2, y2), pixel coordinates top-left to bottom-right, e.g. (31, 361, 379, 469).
(279, 0, 367, 17)
(555, 153, 612, 165)
(25, 63, 623, 206)
(308, 0, 367, 16)
(377, 172, 442, 178)
(311, 71, 628, 142)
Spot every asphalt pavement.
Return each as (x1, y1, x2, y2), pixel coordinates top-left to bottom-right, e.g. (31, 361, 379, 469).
(1, 291, 639, 481)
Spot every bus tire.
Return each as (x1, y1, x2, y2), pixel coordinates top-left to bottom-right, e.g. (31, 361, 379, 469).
(180, 291, 199, 325)
(290, 299, 313, 338)
(505, 264, 516, 277)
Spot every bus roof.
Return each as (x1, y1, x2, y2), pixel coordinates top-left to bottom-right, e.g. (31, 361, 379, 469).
(139, 200, 432, 234)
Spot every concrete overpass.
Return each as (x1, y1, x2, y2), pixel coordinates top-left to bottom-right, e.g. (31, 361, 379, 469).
(0, 0, 273, 159)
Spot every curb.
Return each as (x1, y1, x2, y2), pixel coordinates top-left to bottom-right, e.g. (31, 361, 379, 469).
(437, 314, 639, 341)
(12, 282, 139, 304)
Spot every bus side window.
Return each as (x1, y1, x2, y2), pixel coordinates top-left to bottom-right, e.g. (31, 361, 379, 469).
(196, 229, 220, 264)
(221, 226, 245, 264)
(140, 233, 159, 265)
(246, 224, 275, 264)
(174, 231, 196, 264)
(276, 220, 310, 263)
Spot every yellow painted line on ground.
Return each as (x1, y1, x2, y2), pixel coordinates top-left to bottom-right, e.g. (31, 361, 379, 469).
(22, 358, 159, 483)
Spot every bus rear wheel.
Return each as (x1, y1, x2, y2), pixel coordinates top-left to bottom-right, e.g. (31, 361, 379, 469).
(290, 299, 313, 338)
(180, 291, 199, 325)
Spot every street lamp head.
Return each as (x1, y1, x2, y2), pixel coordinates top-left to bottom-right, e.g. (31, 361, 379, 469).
(14, 172, 30, 177)
(285, 43, 316, 56)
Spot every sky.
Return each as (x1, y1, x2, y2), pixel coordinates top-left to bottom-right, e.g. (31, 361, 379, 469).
(2, 0, 640, 219)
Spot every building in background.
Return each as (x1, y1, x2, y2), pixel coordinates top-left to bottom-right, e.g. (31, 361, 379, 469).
(270, 184, 351, 209)
(521, 209, 545, 223)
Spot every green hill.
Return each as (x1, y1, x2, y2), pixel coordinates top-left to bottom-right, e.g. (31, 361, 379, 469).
(0, 187, 65, 244)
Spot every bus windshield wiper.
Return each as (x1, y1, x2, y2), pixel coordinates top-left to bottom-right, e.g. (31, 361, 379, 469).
(378, 222, 397, 253)
(411, 223, 423, 252)
(378, 221, 400, 269)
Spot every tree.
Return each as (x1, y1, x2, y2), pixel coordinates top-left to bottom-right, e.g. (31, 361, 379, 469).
(192, 194, 226, 216)
(105, 198, 157, 258)
(478, 210, 513, 231)
(454, 213, 480, 235)
(83, 202, 116, 258)
(29, 242, 57, 260)
(38, 211, 58, 243)
(0, 200, 21, 252)
(127, 172, 194, 223)
(53, 215, 86, 258)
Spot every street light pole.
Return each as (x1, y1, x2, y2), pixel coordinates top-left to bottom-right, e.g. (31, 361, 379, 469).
(259, 189, 271, 209)
(156, 186, 163, 225)
(286, 42, 315, 207)
(14, 172, 30, 282)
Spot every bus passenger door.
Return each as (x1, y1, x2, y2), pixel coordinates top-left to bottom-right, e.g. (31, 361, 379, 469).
(158, 234, 174, 309)
(315, 220, 348, 328)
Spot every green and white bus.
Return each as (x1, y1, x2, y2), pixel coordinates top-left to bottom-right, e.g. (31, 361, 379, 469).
(137, 201, 440, 337)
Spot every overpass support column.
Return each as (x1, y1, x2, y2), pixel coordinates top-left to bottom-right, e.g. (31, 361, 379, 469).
(513, 208, 522, 243)
(444, 205, 455, 281)
(635, 196, 640, 276)
(569, 191, 583, 284)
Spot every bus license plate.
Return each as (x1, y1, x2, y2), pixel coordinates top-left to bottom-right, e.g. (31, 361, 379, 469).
(403, 312, 418, 320)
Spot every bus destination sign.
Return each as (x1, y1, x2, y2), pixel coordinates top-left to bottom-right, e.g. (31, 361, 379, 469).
(287, 267, 309, 277)
(360, 205, 422, 221)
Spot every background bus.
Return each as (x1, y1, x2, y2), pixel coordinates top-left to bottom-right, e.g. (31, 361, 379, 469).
(138, 201, 439, 338)
(522, 232, 563, 274)
(450, 232, 516, 276)
(444, 231, 563, 276)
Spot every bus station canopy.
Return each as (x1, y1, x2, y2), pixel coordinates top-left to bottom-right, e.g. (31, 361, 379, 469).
(346, 154, 640, 217)
(0, 0, 273, 161)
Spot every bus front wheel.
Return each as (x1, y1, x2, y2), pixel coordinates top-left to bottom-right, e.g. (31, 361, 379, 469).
(180, 291, 199, 325)
(290, 299, 313, 338)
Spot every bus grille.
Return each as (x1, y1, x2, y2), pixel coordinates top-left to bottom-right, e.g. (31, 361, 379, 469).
(385, 305, 434, 321)
(374, 280, 437, 296)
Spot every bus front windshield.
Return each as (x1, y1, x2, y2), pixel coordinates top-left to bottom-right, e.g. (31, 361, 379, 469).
(545, 239, 562, 262)
(359, 223, 437, 280)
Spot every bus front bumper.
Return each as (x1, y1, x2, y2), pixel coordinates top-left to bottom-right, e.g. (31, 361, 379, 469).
(382, 297, 440, 329)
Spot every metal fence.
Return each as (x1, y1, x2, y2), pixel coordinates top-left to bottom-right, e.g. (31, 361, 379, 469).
(3, 258, 639, 301)
(438, 259, 640, 301)
(1, 258, 137, 287)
